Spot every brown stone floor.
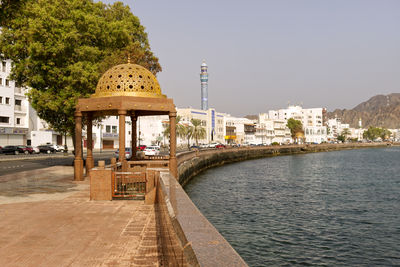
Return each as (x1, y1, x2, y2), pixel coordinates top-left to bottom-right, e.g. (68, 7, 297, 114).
(0, 166, 161, 267)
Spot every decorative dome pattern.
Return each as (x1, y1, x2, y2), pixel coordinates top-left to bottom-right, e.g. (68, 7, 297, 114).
(93, 63, 165, 98)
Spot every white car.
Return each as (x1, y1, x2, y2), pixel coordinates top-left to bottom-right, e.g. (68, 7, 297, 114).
(208, 143, 219, 148)
(144, 146, 160, 156)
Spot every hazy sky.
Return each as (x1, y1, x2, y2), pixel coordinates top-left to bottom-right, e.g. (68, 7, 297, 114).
(100, 0, 400, 116)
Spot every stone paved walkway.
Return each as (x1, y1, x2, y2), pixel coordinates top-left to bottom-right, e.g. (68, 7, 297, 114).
(0, 167, 161, 266)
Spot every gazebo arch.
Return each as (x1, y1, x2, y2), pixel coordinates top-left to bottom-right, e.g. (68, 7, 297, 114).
(73, 63, 177, 182)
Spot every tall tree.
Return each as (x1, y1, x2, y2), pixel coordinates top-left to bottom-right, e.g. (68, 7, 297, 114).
(362, 126, 390, 141)
(0, 0, 161, 149)
(191, 118, 206, 146)
(286, 118, 303, 140)
(179, 124, 193, 149)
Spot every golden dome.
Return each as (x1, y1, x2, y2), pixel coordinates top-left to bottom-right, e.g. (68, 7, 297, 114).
(93, 63, 165, 98)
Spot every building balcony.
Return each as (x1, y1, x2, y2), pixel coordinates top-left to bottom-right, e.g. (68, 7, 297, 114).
(103, 132, 119, 139)
(14, 87, 25, 95)
(14, 105, 27, 113)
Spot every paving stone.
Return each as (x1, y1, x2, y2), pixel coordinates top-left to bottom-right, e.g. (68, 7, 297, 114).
(0, 166, 162, 267)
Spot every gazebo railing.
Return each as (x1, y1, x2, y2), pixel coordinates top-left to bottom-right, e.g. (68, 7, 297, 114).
(112, 171, 146, 199)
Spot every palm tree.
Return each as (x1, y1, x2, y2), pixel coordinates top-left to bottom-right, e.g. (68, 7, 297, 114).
(163, 115, 185, 139)
(179, 124, 193, 149)
(191, 119, 206, 146)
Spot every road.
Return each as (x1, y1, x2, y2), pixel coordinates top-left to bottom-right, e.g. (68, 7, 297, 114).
(0, 152, 114, 176)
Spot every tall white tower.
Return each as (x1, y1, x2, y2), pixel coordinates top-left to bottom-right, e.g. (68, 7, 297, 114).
(200, 60, 208, 110)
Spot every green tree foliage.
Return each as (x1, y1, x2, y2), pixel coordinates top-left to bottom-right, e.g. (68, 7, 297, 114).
(337, 134, 346, 143)
(163, 116, 184, 140)
(363, 127, 391, 141)
(0, 0, 160, 140)
(286, 118, 303, 139)
(191, 119, 206, 146)
(341, 128, 351, 141)
(0, 0, 26, 26)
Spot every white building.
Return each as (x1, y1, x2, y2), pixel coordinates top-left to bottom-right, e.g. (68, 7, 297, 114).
(266, 105, 327, 144)
(177, 107, 226, 145)
(225, 116, 255, 145)
(0, 59, 30, 145)
(257, 113, 292, 144)
(327, 117, 349, 140)
(81, 115, 167, 150)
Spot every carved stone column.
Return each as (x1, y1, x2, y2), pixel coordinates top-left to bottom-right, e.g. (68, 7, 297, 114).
(169, 111, 177, 178)
(74, 111, 84, 181)
(86, 112, 94, 175)
(118, 110, 127, 169)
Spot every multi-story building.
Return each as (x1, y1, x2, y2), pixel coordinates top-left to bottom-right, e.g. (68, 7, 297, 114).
(0, 59, 30, 145)
(257, 113, 291, 144)
(225, 116, 256, 145)
(326, 117, 349, 140)
(177, 107, 226, 145)
(266, 105, 327, 144)
(81, 115, 167, 150)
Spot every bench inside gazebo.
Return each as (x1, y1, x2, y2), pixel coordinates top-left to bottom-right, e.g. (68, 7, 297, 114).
(73, 62, 177, 202)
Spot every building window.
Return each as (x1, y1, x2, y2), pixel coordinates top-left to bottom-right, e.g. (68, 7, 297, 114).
(0, 116, 9, 123)
(112, 126, 117, 133)
(5, 97, 10, 104)
(2, 61, 6, 72)
(15, 99, 22, 106)
(16, 118, 21, 125)
(5, 79, 9, 86)
(0, 96, 2, 104)
(106, 125, 111, 133)
(0, 78, 2, 85)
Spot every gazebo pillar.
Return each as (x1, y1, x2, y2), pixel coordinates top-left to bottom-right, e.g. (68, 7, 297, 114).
(118, 110, 127, 169)
(86, 112, 94, 175)
(131, 114, 137, 160)
(74, 111, 84, 181)
(169, 111, 177, 178)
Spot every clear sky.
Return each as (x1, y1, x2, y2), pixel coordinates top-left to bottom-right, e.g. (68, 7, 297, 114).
(100, 0, 400, 116)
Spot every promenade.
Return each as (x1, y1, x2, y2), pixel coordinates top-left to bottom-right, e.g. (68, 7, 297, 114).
(0, 166, 161, 267)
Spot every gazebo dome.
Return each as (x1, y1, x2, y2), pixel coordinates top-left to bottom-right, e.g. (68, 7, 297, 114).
(93, 63, 165, 98)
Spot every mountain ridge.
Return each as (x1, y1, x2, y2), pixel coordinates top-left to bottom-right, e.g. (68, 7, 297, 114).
(327, 93, 400, 129)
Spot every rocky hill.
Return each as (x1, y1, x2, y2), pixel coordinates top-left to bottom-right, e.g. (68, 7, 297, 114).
(328, 93, 400, 129)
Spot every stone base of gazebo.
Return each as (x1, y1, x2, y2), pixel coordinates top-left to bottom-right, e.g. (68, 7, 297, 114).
(90, 159, 169, 204)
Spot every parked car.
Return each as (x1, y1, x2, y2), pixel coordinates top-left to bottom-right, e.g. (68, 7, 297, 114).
(144, 146, 160, 156)
(45, 143, 65, 152)
(0, 146, 2, 154)
(137, 145, 147, 151)
(1, 145, 25, 155)
(190, 145, 200, 150)
(18, 145, 34, 154)
(215, 144, 226, 149)
(115, 147, 132, 160)
(38, 144, 56, 154)
(31, 146, 40, 154)
(56, 145, 66, 152)
(208, 143, 219, 148)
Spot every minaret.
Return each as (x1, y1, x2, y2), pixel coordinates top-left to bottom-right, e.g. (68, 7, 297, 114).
(200, 60, 208, 110)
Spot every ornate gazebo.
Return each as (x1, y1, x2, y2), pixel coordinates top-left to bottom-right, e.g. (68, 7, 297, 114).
(73, 62, 177, 182)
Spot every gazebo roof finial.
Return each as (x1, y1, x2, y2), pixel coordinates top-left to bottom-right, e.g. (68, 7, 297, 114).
(127, 54, 131, 64)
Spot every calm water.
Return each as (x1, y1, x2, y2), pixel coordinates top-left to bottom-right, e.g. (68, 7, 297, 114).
(184, 147, 400, 266)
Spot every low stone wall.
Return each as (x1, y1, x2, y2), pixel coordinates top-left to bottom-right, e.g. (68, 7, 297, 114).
(157, 142, 390, 266)
(157, 171, 247, 267)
